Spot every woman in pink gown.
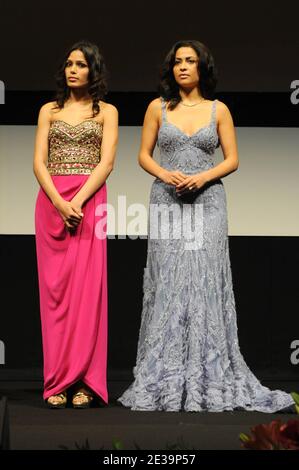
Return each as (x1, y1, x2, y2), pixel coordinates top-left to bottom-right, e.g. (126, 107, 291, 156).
(33, 41, 118, 408)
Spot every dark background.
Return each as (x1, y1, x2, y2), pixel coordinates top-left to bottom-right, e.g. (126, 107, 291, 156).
(1, 235, 299, 380)
(0, 0, 298, 92)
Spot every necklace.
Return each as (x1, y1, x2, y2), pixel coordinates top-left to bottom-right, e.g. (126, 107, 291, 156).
(180, 98, 205, 107)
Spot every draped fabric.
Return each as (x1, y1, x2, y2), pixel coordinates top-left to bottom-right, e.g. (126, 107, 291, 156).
(35, 119, 108, 402)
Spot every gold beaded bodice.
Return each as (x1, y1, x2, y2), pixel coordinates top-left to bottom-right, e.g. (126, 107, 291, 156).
(47, 119, 103, 175)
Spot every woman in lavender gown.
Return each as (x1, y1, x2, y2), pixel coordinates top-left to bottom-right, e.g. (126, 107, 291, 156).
(118, 40, 296, 413)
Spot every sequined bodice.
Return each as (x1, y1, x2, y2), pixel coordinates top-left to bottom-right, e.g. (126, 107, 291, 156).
(47, 119, 103, 175)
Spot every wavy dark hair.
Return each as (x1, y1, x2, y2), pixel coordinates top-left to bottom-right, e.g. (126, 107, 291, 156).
(53, 40, 108, 117)
(158, 40, 218, 110)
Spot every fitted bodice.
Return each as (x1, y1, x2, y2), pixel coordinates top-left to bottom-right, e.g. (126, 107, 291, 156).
(47, 119, 103, 175)
(157, 99, 220, 173)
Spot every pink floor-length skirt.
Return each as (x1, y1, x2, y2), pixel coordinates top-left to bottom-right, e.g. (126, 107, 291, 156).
(35, 175, 108, 403)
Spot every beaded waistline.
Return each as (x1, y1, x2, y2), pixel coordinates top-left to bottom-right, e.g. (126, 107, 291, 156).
(47, 162, 98, 175)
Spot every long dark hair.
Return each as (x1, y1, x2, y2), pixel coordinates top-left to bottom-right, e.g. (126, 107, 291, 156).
(53, 40, 108, 117)
(158, 40, 218, 110)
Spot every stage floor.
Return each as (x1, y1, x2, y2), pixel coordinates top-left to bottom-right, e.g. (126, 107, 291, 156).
(1, 379, 298, 450)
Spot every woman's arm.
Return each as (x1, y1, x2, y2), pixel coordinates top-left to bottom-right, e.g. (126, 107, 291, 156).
(138, 99, 187, 186)
(71, 103, 118, 209)
(33, 102, 66, 206)
(204, 101, 239, 181)
(33, 103, 85, 229)
(176, 101, 239, 192)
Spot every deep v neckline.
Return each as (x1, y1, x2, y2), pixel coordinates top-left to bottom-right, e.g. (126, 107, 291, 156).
(163, 99, 216, 138)
(165, 120, 213, 138)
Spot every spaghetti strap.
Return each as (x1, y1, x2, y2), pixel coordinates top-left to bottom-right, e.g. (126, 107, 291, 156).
(211, 99, 217, 126)
(160, 98, 167, 122)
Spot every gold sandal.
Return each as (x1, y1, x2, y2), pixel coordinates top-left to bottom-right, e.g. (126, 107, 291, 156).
(47, 391, 67, 409)
(72, 390, 94, 409)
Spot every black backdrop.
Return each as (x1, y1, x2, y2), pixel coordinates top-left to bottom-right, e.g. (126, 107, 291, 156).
(0, 0, 298, 93)
(1, 234, 299, 380)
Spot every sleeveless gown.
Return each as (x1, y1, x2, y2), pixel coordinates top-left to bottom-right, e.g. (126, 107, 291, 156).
(118, 99, 295, 412)
(35, 119, 108, 403)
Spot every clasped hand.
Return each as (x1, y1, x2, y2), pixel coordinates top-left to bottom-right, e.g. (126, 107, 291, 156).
(160, 169, 209, 194)
(55, 198, 84, 231)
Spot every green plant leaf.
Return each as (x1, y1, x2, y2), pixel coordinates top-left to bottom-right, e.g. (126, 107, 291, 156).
(239, 433, 250, 442)
(112, 438, 124, 450)
(290, 392, 299, 413)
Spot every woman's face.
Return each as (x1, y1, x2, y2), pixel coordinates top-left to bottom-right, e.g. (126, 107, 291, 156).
(173, 47, 200, 88)
(65, 49, 89, 88)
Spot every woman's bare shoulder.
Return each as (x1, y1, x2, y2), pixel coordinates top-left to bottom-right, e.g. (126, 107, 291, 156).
(39, 101, 59, 116)
(144, 98, 163, 121)
(214, 100, 234, 125)
(36, 102, 59, 124)
(148, 97, 163, 110)
(215, 99, 231, 113)
(99, 100, 118, 115)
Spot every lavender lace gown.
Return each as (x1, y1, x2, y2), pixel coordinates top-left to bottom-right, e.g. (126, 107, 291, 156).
(118, 99, 295, 412)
